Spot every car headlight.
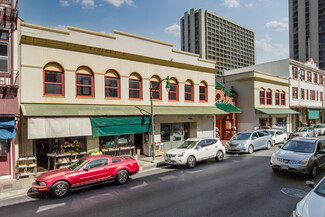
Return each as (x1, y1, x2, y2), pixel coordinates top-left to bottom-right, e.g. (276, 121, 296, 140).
(177, 152, 186, 157)
(242, 140, 248, 145)
(39, 181, 46, 186)
(294, 205, 302, 217)
(299, 158, 309, 166)
(271, 153, 277, 163)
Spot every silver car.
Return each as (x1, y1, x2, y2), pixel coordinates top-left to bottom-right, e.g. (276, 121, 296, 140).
(289, 127, 315, 139)
(270, 137, 325, 179)
(313, 124, 325, 136)
(226, 130, 273, 154)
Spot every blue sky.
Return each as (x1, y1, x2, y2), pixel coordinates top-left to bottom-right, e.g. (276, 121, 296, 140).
(18, 0, 289, 64)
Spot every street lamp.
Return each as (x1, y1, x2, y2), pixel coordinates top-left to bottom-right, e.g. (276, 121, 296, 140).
(150, 76, 170, 163)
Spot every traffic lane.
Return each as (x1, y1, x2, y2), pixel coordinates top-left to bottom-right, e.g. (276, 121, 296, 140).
(1, 151, 324, 217)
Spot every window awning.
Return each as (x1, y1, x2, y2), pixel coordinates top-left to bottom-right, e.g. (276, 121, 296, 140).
(215, 102, 241, 113)
(255, 108, 300, 115)
(28, 118, 92, 139)
(21, 103, 228, 116)
(0, 117, 15, 139)
(90, 116, 152, 137)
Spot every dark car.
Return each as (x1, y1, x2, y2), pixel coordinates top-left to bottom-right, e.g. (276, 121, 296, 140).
(270, 137, 325, 179)
(32, 155, 139, 198)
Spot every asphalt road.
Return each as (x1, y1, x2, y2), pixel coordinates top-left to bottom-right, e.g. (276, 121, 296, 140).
(1, 145, 325, 217)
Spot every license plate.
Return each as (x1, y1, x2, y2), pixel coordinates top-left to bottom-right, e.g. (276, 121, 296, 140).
(281, 165, 289, 170)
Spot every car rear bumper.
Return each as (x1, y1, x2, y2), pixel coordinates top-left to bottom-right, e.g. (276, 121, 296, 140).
(32, 182, 51, 193)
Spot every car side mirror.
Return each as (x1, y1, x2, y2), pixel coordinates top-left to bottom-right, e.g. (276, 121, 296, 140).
(83, 168, 89, 171)
(306, 181, 315, 188)
(319, 150, 325, 154)
(196, 145, 202, 150)
(252, 137, 256, 140)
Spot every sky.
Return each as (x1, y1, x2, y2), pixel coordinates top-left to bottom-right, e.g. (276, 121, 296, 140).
(18, 0, 289, 64)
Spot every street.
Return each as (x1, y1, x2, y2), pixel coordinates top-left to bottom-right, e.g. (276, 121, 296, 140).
(1, 146, 324, 217)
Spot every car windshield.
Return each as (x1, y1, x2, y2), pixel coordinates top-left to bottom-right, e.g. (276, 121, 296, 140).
(269, 131, 275, 136)
(177, 140, 197, 149)
(296, 128, 309, 132)
(315, 179, 325, 197)
(68, 158, 88, 171)
(282, 140, 316, 153)
(232, 133, 251, 140)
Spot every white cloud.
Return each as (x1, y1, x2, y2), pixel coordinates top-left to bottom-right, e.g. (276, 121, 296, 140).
(245, 3, 254, 8)
(282, 17, 289, 22)
(265, 21, 288, 31)
(59, 0, 70, 7)
(256, 34, 289, 63)
(223, 0, 240, 8)
(103, 0, 135, 7)
(53, 25, 67, 30)
(164, 24, 180, 37)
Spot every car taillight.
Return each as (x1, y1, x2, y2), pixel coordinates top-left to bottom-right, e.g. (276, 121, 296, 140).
(222, 142, 225, 146)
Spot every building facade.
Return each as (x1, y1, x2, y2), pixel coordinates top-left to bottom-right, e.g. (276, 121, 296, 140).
(18, 21, 227, 173)
(289, 0, 325, 69)
(219, 70, 297, 133)
(0, 0, 18, 179)
(180, 8, 255, 70)
(224, 58, 325, 131)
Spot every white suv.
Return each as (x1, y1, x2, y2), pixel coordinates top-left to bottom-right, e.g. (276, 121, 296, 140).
(164, 138, 225, 168)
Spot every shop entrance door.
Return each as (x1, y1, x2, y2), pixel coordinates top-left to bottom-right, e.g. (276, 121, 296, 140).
(0, 140, 10, 176)
(35, 139, 49, 172)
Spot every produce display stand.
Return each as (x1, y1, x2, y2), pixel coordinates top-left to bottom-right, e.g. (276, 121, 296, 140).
(101, 146, 135, 156)
(47, 152, 87, 170)
(16, 156, 37, 180)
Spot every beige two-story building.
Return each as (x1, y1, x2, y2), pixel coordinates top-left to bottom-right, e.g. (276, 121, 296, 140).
(17, 21, 227, 171)
(219, 70, 298, 133)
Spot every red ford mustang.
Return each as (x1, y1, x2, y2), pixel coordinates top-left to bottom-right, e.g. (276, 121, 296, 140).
(32, 155, 139, 198)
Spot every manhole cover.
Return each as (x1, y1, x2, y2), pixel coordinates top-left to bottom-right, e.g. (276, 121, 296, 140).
(281, 187, 308, 198)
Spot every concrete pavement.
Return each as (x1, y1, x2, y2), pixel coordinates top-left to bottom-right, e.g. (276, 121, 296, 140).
(0, 156, 166, 201)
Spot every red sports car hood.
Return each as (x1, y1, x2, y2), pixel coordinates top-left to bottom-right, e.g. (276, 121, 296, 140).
(36, 168, 73, 180)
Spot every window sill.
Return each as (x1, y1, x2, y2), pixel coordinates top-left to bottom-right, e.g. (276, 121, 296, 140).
(43, 95, 65, 98)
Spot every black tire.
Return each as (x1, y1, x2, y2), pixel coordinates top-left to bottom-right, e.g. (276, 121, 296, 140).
(283, 138, 286, 144)
(215, 150, 224, 162)
(248, 145, 254, 154)
(51, 181, 70, 198)
(272, 140, 275, 146)
(115, 170, 129, 185)
(272, 167, 279, 173)
(308, 164, 318, 179)
(187, 155, 196, 168)
(266, 141, 271, 150)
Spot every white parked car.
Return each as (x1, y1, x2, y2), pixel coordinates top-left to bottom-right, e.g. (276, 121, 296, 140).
(291, 176, 325, 217)
(267, 129, 287, 145)
(164, 138, 225, 168)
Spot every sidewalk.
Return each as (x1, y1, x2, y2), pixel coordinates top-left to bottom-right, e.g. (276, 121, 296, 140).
(0, 156, 166, 201)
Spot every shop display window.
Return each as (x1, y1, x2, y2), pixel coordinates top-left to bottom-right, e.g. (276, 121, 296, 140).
(161, 124, 171, 142)
(0, 139, 8, 156)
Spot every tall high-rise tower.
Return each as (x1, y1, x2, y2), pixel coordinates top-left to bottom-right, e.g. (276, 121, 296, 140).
(180, 8, 255, 70)
(289, 0, 325, 69)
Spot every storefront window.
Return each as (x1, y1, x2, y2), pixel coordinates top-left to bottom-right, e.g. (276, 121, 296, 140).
(0, 139, 8, 156)
(161, 124, 171, 142)
(117, 135, 133, 147)
(172, 124, 184, 141)
(100, 136, 115, 149)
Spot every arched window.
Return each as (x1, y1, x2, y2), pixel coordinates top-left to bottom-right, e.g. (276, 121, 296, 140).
(275, 90, 280, 105)
(76, 66, 94, 97)
(105, 69, 120, 98)
(260, 88, 265, 105)
(168, 77, 178, 101)
(150, 75, 161, 100)
(266, 89, 272, 105)
(281, 91, 286, 106)
(129, 73, 142, 99)
(199, 81, 207, 102)
(43, 62, 64, 96)
(216, 93, 221, 101)
(185, 79, 194, 101)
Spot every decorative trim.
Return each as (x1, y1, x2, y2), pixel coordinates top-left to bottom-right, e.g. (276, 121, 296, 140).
(21, 22, 70, 35)
(198, 58, 216, 64)
(114, 30, 173, 47)
(67, 26, 116, 39)
(20, 35, 218, 74)
(172, 49, 200, 57)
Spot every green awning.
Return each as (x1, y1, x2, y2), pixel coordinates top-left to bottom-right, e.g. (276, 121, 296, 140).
(309, 110, 320, 119)
(215, 102, 241, 113)
(255, 108, 300, 115)
(21, 103, 228, 117)
(90, 116, 151, 137)
(223, 89, 236, 97)
(215, 80, 225, 88)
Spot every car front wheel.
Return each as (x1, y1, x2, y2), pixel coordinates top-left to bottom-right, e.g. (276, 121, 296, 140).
(248, 145, 254, 154)
(308, 164, 318, 179)
(51, 181, 70, 198)
(187, 155, 196, 168)
(115, 170, 129, 185)
(215, 150, 224, 162)
(266, 141, 271, 150)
